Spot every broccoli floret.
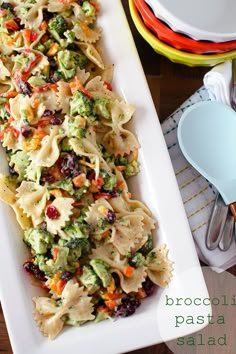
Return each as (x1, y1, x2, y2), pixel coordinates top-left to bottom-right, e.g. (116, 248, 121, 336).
(24, 228, 53, 255)
(70, 90, 94, 117)
(10, 150, 30, 181)
(129, 252, 145, 268)
(79, 265, 100, 294)
(51, 179, 75, 195)
(100, 170, 117, 191)
(63, 222, 90, 240)
(82, 1, 96, 17)
(90, 259, 111, 288)
(93, 97, 111, 119)
(67, 117, 87, 138)
(124, 160, 139, 178)
(65, 237, 91, 256)
(36, 246, 73, 275)
(57, 50, 88, 80)
(25, 163, 41, 183)
(48, 15, 68, 42)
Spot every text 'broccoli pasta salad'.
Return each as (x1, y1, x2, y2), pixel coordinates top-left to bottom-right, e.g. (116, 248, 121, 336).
(0, 0, 173, 340)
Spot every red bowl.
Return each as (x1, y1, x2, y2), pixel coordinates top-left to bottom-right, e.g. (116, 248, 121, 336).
(135, 0, 236, 54)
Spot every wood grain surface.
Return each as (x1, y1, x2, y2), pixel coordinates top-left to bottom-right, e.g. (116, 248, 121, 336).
(0, 1, 229, 354)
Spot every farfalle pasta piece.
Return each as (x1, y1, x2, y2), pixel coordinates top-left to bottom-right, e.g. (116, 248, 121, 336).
(33, 280, 95, 339)
(89, 243, 127, 270)
(69, 137, 100, 178)
(0, 174, 32, 229)
(112, 266, 146, 293)
(85, 76, 120, 100)
(73, 22, 102, 43)
(109, 214, 144, 256)
(71, 2, 97, 24)
(16, 181, 47, 227)
(15, 0, 47, 29)
(46, 197, 74, 235)
(85, 197, 113, 226)
(0, 59, 10, 81)
(145, 244, 174, 288)
(102, 127, 140, 157)
(29, 127, 65, 168)
(77, 42, 104, 69)
(10, 93, 45, 125)
(56, 81, 72, 114)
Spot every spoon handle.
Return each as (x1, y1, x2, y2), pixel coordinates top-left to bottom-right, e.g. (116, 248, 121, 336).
(206, 193, 228, 250)
(229, 202, 236, 219)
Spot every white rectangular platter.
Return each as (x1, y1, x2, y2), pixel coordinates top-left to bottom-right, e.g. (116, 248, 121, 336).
(0, 1, 209, 353)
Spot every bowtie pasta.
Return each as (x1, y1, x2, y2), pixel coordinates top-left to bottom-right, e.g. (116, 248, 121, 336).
(0, 0, 173, 339)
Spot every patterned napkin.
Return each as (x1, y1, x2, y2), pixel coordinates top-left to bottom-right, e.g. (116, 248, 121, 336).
(161, 85, 236, 271)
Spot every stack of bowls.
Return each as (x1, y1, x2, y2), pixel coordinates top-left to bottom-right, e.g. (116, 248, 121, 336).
(129, 0, 236, 66)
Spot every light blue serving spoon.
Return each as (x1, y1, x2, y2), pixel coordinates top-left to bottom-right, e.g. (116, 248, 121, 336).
(177, 101, 236, 249)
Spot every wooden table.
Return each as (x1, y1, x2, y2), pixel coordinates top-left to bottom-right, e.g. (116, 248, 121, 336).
(0, 1, 221, 353)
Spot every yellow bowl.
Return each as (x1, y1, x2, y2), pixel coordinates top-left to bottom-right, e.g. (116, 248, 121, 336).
(129, 0, 236, 66)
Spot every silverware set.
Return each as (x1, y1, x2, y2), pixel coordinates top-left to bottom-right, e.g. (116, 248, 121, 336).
(206, 60, 236, 251)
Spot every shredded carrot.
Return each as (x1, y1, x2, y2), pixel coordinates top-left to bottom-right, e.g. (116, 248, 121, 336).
(123, 266, 134, 278)
(107, 277, 116, 293)
(103, 292, 121, 301)
(101, 229, 111, 239)
(2, 91, 18, 98)
(32, 98, 40, 109)
(80, 22, 90, 37)
(90, 1, 100, 12)
(116, 180, 125, 189)
(53, 247, 59, 262)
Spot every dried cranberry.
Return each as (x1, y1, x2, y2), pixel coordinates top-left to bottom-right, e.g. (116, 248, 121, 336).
(61, 271, 74, 281)
(115, 295, 141, 317)
(50, 115, 62, 125)
(40, 170, 55, 183)
(23, 261, 47, 282)
(14, 17, 24, 29)
(142, 277, 156, 296)
(42, 9, 53, 22)
(60, 154, 80, 178)
(9, 165, 17, 176)
(107, 209, 116, 224)
(46, 205, 60, 220)
(21, 127, 33, 138)
(42, 109, 53, 117)
(19, 80, 32, 96)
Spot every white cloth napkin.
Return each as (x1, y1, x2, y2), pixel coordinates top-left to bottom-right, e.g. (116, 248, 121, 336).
(203, 60, 232, 106)
(161, 81, 236, 271)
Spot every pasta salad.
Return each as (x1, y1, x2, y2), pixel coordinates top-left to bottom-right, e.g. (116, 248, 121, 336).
(0, 0, 173, 339)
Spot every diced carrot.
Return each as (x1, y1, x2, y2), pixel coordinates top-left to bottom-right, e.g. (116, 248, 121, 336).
(116, 165, 125, 171)
(23, 28, 32, 46)
(78, 116, 86, 128)
(116, 180, 125, 189)
(103, 292, 121, 301)
(33, 130, 48, 140)
(123, 266, 134, 278)
(105, 299, 117, 311)
(72, 173, 86, 187)
(39, 20, 47, 31)
(97, 306, 109, 313)
(47, 42, 59, 56)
